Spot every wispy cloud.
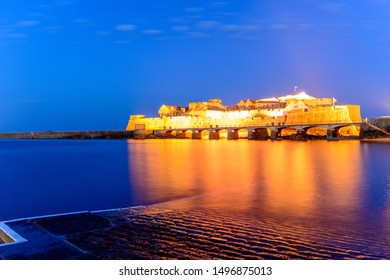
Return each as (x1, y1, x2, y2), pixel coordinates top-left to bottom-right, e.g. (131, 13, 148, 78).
(377, 36, 390, 45)
(143, 29, 163, 35)
(114, 40, 130, 44)
(0, 28, 11, 34)
(219, 24, 260, 33)
(39, 0, 75, 8)
(185, 7, 204, 13)
(197, 20, 219, 29)
(57, 0, 75, 5)
(362, 20, 386, 30)
(268, 19, 314, 32)
(210, 2, 229, 8)
(73, 19, 90, 24)
(219, 24, 240, 32)
(8, 33, 27, 38)
(186, 31, 209, 39)
(38, 0, 74, 9)
(95, 31, 111, 36)
(44, 26, 63, 33)
(72, 19, 93, 28)
(27, 13, 45, 17)
(15, 99, 48, 104)
(319, 2, 347, 13)
(17, 20, 39, 27)
(195, 19, 260, 34)
(115, 24, 136, 31)
(270, 23, 290, 30)
(172, 25, 190, 32)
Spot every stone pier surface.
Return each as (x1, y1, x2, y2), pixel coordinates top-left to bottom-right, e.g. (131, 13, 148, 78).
(1, 207, 389, 260)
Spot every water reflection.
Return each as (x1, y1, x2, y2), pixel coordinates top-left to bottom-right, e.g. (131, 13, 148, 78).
(129, 140, 371, 222)
(127, 140, 255, 208)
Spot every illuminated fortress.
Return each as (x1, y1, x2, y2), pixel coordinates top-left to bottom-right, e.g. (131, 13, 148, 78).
(126, 91, 362, 140)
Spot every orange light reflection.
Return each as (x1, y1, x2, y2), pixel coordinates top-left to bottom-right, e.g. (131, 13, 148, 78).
(127, 139, 364, 223)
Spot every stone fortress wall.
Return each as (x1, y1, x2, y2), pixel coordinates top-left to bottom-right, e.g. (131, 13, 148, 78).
(126, 92, 362, 139)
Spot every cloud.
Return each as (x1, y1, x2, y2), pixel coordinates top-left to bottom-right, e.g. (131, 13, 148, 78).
(218, 24, 260, 35)
(143, 29, 163, 34)
(9, 33, 27, 38)
(17, 20, 39, 27)
(0, 28, 11, 34)
(172, 25, 190, 32)
(319, 3, 347, 13)
(15, 99, 47, 104)
(57, 0, 75, 5)
(219, 24, 242, 32)
(268, 21, 313, 32)
(186, 31, 209, 39)
(27, 13, 45, 17)
(114, 40, 130, 44)
(44, 26, 62, 33)
(73, 19, 90, 24)
(38, 1, 74, 8)
(210, 2, 228, 7)
(185, 7, 204, 13)
(270, 24, 290, 30)
(115, 24, 136, 31)
(95, 31, 111, 36)
(197, 20, 219, 29)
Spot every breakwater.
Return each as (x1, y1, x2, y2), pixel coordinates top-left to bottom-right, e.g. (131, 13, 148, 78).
(0, 130, 135, 140)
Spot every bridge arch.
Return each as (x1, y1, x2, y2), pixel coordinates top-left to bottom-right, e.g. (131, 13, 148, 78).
(251, 127, 270, 139)
(190, 129, 209, 139)
(183, 130, 193, 138)
(279, 127, 299, 138)
(200, 130, 210, 139)
(333, 125, 360, 138)
(303, 126, 328, 138)
(237, 128, 249, 139)
(165, 130, 177, 138)
(218, 129, 229, 139)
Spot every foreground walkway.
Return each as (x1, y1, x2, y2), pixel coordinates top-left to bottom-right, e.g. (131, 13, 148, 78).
(1, 206, 389, 260)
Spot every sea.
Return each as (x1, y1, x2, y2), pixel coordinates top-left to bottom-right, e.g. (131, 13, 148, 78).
(0, 139, 389, 244)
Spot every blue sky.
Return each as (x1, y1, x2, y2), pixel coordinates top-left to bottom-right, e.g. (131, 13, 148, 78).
(1, 0, 389, 132)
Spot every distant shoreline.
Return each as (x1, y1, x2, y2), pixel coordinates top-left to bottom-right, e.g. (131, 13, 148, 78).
(0, 130, 135, 140)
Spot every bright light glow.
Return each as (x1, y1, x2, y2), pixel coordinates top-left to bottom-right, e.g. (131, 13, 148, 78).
(127, 93, 362, 135)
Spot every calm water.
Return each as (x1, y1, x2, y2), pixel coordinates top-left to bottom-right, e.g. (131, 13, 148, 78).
(0, 139, 389, 240)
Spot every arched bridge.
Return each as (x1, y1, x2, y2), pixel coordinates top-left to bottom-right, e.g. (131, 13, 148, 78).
(157, 122, 362, 140)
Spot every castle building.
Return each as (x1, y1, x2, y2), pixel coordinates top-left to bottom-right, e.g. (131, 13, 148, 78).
(126, 91, 361, 139)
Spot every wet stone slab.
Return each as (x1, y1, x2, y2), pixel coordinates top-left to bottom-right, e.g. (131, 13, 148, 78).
(0, 206, 389, 260)
(35, 213, 112, 235)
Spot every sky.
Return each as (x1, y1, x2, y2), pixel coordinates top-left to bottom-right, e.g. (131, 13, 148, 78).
(0, 0, 390, 132)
